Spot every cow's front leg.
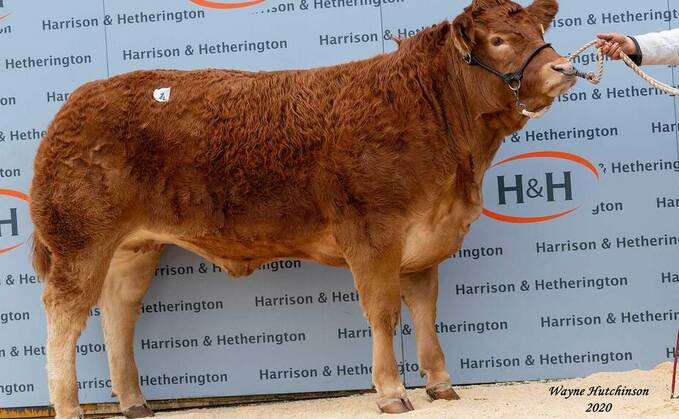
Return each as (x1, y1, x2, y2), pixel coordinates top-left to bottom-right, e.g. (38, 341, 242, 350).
(345, 240, 412, 414)
(401, 265, 460, 401)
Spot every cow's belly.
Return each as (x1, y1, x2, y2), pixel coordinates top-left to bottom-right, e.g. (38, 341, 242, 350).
(124, 202, 482, 277)
(400, 205, 482, 273)
(123, 229, 348, 277)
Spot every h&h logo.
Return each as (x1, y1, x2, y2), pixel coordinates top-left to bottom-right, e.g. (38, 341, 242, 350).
(0, 189, 30, 254)
(0, 208, 18, 237)
(497, 171, 573, 205)
(483, 151, 600, 224)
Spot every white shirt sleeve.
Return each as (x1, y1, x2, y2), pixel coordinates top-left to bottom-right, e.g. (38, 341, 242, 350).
(635, 28, 679, 65)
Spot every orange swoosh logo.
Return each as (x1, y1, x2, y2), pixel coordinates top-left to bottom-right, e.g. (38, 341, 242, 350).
(482, 207, 579, 224)
(0, 13, 11, 22)
(0, 189, 30, 202)
(0, 242, 25, 254)
(190, 0, 266, 9)
(491, 151, 600, 179)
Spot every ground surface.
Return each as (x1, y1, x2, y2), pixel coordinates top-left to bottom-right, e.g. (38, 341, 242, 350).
(112, 363, 679, 419)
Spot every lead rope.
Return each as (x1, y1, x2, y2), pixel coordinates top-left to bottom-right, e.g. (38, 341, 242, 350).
(672, 327, 679, 399)
(519, 41, 604, 119)
(569, 39, 679, 95)
(520, 103, 551, 119)
(568, 40, 605, 85)
(523, 40, 679, 119)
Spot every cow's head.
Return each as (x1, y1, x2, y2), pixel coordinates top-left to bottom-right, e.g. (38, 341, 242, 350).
(452, 0, 575, 115)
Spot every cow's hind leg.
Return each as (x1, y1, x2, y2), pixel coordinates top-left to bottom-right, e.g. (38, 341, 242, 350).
(43, 253, 112, 419)
(344, 239, 412, 414)
(401, 265, 459, 401)
(100, 240, 164, 418)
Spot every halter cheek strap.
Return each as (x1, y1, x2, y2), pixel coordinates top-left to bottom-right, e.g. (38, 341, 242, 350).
(465, 43, 553, 90)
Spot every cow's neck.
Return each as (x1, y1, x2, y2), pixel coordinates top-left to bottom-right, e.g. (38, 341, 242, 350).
(443, 57, 530, 185)
(393, 23, 530, 185)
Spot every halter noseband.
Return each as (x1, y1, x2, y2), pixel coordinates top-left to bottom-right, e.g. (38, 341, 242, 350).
(464, 43, 554, 118)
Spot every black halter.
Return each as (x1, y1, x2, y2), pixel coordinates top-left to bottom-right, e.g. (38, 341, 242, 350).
(464, 43, 554, 118)
(465, 43, 553, 91)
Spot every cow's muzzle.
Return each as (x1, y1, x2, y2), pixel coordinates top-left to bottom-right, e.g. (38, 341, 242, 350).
(551, 62, 577, 77)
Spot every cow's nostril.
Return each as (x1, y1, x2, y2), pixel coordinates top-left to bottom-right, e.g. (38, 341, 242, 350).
(551, 62, 576, 76)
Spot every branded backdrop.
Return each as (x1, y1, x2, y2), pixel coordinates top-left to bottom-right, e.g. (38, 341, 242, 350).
(1, 0, 678, 409)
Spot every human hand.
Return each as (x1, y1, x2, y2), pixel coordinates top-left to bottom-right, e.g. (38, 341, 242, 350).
(595, 33, 638, 60)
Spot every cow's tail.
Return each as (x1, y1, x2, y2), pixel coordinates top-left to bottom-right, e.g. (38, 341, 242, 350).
(32, 233, 52, 280)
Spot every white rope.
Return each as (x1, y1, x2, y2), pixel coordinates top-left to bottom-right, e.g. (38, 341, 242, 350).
(521, 106, 550, 119)
(568, 40, 605, 85)
(517, 40, 679, 120)
(569, 40, 679, 96)
(522, 41, 603, 119)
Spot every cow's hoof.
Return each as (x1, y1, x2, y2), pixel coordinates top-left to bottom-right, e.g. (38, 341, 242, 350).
(426, 383, 460, 401)
(377, 397, 415, 414)
(123, 404, 155, 418)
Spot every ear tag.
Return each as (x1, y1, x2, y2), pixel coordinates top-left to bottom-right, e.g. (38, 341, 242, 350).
(540, 24, 545, 35)
(153, 87, 171, 103)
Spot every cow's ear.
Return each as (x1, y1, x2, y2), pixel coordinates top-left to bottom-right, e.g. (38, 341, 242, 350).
(452, 14, 475, 57)
(526, 0, 559, 31)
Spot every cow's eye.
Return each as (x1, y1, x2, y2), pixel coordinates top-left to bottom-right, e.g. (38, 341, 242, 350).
(491, 37, 504, 47)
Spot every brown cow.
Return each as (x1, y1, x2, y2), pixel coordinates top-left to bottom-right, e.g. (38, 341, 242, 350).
(30, 1, 575, 417)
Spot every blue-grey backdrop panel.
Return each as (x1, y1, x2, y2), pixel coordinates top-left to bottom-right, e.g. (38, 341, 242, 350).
(1, 0, 678, 408)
